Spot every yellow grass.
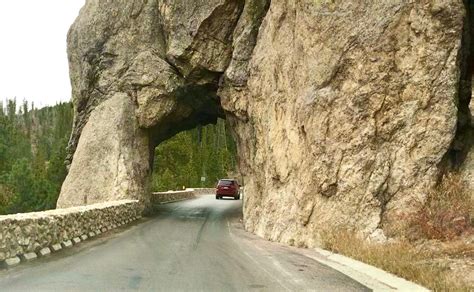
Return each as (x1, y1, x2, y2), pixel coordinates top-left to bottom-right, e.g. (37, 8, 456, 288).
(321, 229, 471, 291)
(320, 174, 473, 291)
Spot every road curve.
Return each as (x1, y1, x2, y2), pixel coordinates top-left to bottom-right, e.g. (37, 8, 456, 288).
(0, 195, 369, 291)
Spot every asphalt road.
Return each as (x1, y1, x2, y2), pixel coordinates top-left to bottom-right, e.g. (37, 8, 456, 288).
(0, 195, 370, 291)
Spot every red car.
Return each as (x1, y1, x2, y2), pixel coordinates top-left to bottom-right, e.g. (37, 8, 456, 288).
(216, 179, 240, 200)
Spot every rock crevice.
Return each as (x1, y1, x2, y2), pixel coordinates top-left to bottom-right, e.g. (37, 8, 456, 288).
(457, 0, 474, 192)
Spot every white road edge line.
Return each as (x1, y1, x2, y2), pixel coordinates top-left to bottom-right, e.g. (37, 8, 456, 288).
(304, 248, 430, 292)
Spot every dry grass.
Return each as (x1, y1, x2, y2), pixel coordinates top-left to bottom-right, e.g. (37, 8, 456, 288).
(321, 229, 471, 291)
(320, 174, 473, 291)
(406, 174, 473, 241)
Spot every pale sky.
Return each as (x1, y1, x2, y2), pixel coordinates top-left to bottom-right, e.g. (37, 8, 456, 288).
(0, 0, 85, 109)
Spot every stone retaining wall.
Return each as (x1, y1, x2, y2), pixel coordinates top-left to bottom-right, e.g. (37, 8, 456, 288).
(150, 188, 220, 203)
(192, 187, 244, 196)
(150, 189, 195, 204)
(0, 200, 143, 266)
(191, 188, 216, 195)
(1, 189, 210, 268)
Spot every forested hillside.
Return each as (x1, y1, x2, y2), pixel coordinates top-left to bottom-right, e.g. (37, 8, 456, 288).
(0, 99, 237, 214)
(0, 99, 73, 214)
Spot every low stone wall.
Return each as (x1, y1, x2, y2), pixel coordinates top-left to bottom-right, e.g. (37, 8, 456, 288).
(192, 188, 216, 195)
(193, 187, 244, 196)
(0, 200, 143, 266)
(150, 189, 195, 204)
(150, 188, 220, 203)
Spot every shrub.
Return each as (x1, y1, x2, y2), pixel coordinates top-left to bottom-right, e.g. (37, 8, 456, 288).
(0, 183, 15, 214)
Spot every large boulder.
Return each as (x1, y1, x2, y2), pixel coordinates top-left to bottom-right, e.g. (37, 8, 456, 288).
(57, 93, 150, 207)
(58, 0, 473, 246)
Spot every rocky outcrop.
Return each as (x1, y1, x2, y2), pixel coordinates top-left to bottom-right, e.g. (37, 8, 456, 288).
(58, 0, 239, 208)
(59, 0, 473, 246)
(221, 1, 472, 245)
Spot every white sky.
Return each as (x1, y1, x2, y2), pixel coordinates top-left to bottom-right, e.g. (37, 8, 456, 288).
(0, 0, 85, 109)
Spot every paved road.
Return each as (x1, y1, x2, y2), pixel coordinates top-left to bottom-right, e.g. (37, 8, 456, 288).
(0, 196, 369, 291)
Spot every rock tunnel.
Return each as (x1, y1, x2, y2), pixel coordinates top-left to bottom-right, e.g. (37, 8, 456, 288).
(57, 0, 473, 247)
(57, 0, 262, 208)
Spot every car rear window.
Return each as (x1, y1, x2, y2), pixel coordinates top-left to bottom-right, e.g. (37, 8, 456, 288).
(218, 180, 234, 186)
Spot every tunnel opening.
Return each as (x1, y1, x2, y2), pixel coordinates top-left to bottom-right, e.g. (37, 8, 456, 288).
(138, 62, 241, 194)
(150, 117, 239, 192)
(147, 84, 225, 149)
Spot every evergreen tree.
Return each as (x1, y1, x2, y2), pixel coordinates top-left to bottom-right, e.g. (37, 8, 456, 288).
(151, 119, 238, 191)
(0, 100, 73, 214)
(0, 97, 237, 213)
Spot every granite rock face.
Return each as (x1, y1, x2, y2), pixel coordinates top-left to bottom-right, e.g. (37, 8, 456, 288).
(57, 93, 150, 207)
(59, 0, 472, 246)
(221, 0, 472, 245)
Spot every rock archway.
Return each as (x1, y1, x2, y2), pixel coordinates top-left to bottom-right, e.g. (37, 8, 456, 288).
(58, 0, 473, 247)
(57, 0, 259, 208)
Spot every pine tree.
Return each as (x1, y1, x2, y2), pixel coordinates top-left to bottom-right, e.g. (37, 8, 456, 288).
(0, 97, 236, 212)
(0, 99, 73, 214)
(151, 118, 238, 191)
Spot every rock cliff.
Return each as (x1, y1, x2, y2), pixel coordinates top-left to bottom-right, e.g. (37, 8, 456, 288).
(58, 0, 473, 246)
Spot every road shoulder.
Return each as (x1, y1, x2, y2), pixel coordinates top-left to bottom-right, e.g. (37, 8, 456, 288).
(228, 220, 429, 292)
